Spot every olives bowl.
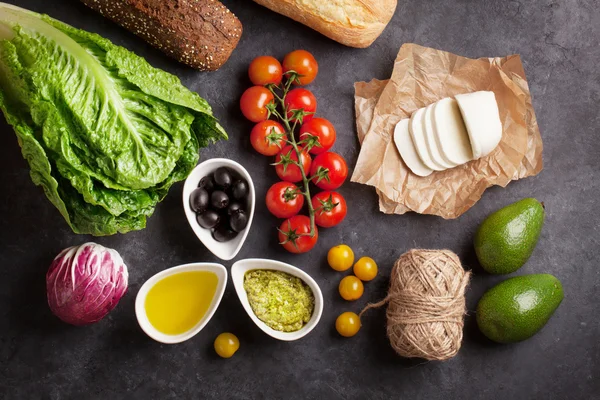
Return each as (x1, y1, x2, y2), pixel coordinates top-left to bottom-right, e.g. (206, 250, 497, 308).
(231, 258, 324, 341)
(183, 158, 255, 260)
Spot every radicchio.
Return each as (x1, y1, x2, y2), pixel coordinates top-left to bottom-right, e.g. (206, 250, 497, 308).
(46, 243, 128, 325)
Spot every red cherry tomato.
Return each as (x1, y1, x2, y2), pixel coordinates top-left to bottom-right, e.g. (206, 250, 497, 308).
(311, 191, 347, 228)
(282, 50, 319, 85)
(240, 86, 274, 122)
(284, 88, 317, 123)
(248, 56, 283, 86)
(299, 118, 336, 154)
(250, 120, 286, 156)
(278, 215, 318, 253)
(275, 145, 312, 183)
(310, 152, 348, 190)
(266, 182, 304, 219)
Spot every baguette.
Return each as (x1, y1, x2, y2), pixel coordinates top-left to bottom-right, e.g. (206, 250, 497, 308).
(80, 0, 242, 71)
(253, 0, 397, 48)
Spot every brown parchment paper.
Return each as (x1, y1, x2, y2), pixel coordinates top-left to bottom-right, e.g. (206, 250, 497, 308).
(351, 43, 543, 218)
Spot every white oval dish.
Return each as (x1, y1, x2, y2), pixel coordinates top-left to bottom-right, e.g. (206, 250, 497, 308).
(183, 158, 255, 260)
(135, 262, 227, 344)
(231, 258, 323, 341)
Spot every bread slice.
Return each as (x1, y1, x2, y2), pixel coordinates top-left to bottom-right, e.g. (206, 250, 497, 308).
(80, 0, 242, 71)
(253, 0, 397, 48)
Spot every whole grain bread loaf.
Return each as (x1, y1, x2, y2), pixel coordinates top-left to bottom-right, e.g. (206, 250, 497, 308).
(80, 0, 242, 71)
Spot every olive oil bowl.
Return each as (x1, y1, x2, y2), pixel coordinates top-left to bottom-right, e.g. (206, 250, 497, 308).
(231, 258, 324, 341)
(182, 158, 255, 261)
(135, 263, 227, 344)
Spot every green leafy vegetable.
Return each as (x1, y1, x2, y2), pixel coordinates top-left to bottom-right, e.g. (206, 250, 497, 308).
(0, 4, 226, 235)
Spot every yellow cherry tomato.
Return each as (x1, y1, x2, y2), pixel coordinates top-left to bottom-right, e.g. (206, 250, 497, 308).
(335, 312, 361, 337)
(353, 257, 378, 281)
(214, 332, 239, 359)
(328, 244, 355, 271)
(338, 275, 364, 301)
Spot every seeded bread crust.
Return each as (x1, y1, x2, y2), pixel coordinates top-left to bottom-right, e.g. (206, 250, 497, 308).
(80, 0, 242, 71)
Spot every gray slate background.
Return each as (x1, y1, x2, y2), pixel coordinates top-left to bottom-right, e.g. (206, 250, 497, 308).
(1, 0, 599, 399)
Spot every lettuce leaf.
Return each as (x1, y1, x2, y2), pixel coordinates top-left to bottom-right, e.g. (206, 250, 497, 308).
(0, 4, 226, 235)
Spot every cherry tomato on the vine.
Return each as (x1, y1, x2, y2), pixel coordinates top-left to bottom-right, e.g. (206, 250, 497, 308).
(284, 88, 316, 123)
(250, 120, 286, 156)
(299, 118, 336, 154)
(310, 152, 348, 190)
(266, 181, 304, 219)
(248, 56, 283, 86)
(240, 86, 274, 122)
(282, 50, 318, 85)
(311, 191, 347, 228)
(278, 215, 318, 253)
(275, 145, 312, 183)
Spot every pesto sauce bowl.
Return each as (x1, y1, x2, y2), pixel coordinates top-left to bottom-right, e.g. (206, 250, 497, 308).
(231, 258, 324, 341)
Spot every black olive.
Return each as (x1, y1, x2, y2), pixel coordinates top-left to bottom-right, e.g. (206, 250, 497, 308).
(197, 210, 220, 229)
(231, 179, 249, 200)
(218, 210, 231, 226)
(230, 210, 248, 232)
(189, 188, 209, 213)
(214, 167, 233, 189)
(198, 174, 215, 192)
(213, 224, 238, 242)
(227, 201, 244, 216)
(210, 190, 230, 209)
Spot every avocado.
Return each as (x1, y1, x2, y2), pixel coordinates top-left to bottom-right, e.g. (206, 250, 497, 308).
(474, 198, 545, 274)
(476, 274, 563, 343)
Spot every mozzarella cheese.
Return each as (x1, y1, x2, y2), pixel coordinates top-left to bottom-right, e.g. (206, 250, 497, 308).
(394, 119, 433, 177)
(432, 98, 473, 165)
(394, 91, 503, 177)
(423, 104, 456, 169)
(409, 108, 445, 171)
(455, 91, 503, 159)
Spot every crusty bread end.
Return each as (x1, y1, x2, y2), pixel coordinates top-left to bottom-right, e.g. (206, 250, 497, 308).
(253, 0, 397, 48)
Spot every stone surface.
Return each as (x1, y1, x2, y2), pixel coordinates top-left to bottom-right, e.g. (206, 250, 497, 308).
(1, 0, 598, 399)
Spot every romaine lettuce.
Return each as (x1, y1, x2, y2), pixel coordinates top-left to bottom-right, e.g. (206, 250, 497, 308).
(0, 4, 226, 235)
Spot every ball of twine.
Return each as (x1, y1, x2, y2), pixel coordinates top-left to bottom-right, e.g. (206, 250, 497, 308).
(361, 249, 470, 361)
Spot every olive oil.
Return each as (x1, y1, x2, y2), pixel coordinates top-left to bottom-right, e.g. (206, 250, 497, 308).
(145, 271, 218, 335)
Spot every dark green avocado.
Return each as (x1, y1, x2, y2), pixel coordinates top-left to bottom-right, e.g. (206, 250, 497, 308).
(476, 274, 564, 343)
(474, 198, 545, 274)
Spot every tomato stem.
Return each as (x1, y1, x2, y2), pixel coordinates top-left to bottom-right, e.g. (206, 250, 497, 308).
(268, 76, 316, 238)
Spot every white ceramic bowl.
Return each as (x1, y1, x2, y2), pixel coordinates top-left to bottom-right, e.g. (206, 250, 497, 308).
(135, 262, 227, 344)
(231, 258, 323, 341)
(182, 158, 255, 260)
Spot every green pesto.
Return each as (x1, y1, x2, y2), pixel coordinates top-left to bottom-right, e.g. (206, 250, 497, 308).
(244, 270, 314, 332)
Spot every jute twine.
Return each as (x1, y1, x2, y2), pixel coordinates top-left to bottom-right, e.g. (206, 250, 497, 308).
(361, 249, 471, 361)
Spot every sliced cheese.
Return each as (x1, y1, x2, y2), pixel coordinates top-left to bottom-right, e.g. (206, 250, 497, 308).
(423, 104, 456, 168)
(409, 108, 445, 171)
(394, 119, 433, 177)
(432, 98, 473, 165)
(455, 91, 503, 159)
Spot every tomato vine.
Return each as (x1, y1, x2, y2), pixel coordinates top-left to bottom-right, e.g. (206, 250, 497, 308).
(266, 72, 324, 238)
